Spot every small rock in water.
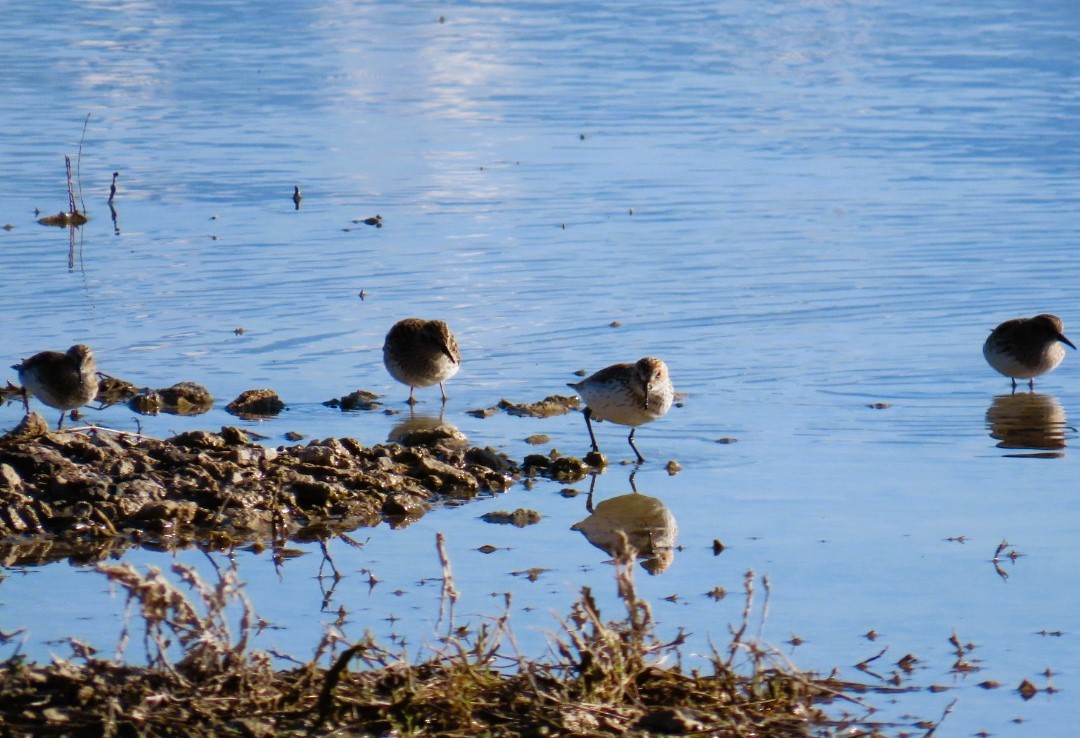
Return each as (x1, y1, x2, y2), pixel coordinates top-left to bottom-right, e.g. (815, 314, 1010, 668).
(583, 450, 607, 468)
(226, 389, 285, 418)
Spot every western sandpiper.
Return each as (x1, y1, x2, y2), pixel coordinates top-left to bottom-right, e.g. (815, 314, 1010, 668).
(983, 314, 1076, 390)
(12, 344, 99, 429)
(383, 318, 460, 404)
(567, 357, 674, 462)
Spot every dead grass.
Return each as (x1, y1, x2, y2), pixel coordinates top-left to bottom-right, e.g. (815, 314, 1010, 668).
(0, 538, 895, 738)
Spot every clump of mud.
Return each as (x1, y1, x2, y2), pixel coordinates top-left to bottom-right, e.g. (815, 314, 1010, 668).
(0, 412, 584, 566)
(226, 388, 286, 417)
(468, 393, 581, 419)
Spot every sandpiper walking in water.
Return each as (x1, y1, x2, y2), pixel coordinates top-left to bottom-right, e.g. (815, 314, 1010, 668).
(383, 318, 460, 404)
(567, 356, 674, 462)
(12, 344, 99, 429)
(983, 314, 1075, 390)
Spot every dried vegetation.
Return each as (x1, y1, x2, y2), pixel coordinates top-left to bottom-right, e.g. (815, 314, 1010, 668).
(0, 548, 888, 737)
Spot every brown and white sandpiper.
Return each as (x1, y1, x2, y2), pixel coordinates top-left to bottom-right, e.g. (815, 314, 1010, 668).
(567, 356, 674, 462)
(983, 314, 1075, 390)
(382, 318, 460, 404)
(12, 344, 99, 429)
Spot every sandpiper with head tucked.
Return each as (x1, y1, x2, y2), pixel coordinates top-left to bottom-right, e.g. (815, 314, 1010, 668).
(383, 318, 460, 404)
(12, 344, 99, 429)
(983, 314, 1075, 390)
(567, 356, 674, 463)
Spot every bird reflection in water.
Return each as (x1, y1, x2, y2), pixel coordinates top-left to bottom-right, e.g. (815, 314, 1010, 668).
(571, 472, 678, 575)
(985, 392, 1072, 458)
(387, 409, 456, 444)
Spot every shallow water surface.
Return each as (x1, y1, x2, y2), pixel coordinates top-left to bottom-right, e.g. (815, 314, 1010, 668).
(2, 1, 1079, 733)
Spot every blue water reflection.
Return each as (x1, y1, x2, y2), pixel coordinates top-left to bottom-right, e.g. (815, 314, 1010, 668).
(1, 1, 1078, 733)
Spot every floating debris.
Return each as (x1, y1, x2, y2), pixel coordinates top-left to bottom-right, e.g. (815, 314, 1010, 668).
(480, 508, 542, 527)
(37, 211, 87, 227)
(353, 214, 383, 228)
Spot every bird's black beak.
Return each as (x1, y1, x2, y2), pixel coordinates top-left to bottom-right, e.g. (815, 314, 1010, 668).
(1061, 333, 1077, 350)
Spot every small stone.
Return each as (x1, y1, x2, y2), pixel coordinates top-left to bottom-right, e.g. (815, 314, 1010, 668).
(226, 389, 285, 417)
(583, 450, 607, 468)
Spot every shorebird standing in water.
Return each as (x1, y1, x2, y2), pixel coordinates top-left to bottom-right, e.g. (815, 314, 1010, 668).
(983, 314, 1075, 390)
(567, 356, 674, 463)
(12, 344, 99, 429)
(382, 318, 460, 404)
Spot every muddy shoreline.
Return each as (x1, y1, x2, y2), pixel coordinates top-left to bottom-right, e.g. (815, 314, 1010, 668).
(0, 408, 592, 567)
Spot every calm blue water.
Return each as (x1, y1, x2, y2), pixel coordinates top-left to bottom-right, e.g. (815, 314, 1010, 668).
(2, 1, 1079, 733)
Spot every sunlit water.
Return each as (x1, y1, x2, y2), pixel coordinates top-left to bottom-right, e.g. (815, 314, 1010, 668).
(2, 1, 1079, 733)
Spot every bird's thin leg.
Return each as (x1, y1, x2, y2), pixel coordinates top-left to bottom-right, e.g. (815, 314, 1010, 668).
(1010, 377, 1017, 392)
(1029, 378, 1035, 391)
(407, 387, 417, 405)
(57, 411, 66, 431)
(19, 386, 29, 414)
(627, 428, 645, 464)
(583, 407, 600, 453)
(439, 382, 448, 403)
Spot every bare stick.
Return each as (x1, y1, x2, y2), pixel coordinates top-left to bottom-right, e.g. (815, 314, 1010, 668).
(435, 532, 459, 632)
(76, 112, 90, 214)
(65, 155, 77, 215)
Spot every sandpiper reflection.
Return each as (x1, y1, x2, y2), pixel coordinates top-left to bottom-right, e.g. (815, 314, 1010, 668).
(985, 392, 1068, 458)
(571, 474, 678, 574)
(387, 410, 460, 445)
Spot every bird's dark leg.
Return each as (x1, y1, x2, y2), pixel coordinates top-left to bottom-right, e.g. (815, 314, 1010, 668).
(583, 407, 600, 453)
(627, 428, 645, 463)
(1029, 378, 1035, 391)
(1010, 377, 1017, 392)
(407, 387, 417, 405)
(19, 386, 29, 414)
(57, 411, 66, 431)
